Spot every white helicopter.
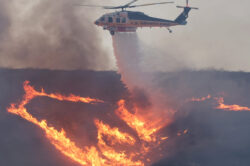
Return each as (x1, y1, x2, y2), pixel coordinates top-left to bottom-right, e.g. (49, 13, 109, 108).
(79, 0, 198, 35)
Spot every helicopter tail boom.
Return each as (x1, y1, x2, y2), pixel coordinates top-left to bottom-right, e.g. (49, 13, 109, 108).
(174, 7, 191, 25)
(174, 0, 198, 25)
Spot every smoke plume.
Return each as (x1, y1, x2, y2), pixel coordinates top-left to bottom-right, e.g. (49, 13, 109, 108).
(0, 0, 112, 70)
(112, 33, 175, 124)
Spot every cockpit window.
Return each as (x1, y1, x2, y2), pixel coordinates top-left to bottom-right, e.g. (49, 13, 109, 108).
(100, 17, 105, 21)
(116, 18, 120, 23)
(108, 17, 113, 23)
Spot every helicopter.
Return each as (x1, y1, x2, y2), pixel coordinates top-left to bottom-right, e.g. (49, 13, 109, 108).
(79, 0, 198, 35)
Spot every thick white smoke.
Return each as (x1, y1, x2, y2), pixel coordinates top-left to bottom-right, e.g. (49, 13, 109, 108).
(0, 0, 112, 70)
(112, 33, 175, 124)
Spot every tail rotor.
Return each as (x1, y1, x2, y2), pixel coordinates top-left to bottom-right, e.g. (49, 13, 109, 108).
(176, 0, 198, 9)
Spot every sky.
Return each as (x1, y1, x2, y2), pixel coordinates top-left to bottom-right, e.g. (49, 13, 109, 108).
(0, 0, 249, 72)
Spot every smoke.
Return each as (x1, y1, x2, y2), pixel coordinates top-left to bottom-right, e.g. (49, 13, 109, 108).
(152, 70, 250, 166)
(112, 33, 175, 124)
(111, 32, 250, 166)
(0, 68, 126, 166)
(0, 0, 10, 39)
(135, 0, 250, 72)
(0, 0, 112, 70)
(2, 69, 250, 165)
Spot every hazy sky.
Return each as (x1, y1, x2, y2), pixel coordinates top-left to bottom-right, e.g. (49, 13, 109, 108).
(101, 0, 250, 72)
(0, 0, 249, 72)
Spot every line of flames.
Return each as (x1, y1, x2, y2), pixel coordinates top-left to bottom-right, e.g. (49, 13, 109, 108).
(190, 95, 211, 102)
(7, 81, 169, 165)
(12, 81, 250, 165)
(190, 94, 250, 112)
(215, 97, 250, 111)
(116, 100, 164, 142)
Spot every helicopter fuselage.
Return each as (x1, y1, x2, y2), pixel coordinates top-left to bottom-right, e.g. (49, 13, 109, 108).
(94, 11, 179, 35)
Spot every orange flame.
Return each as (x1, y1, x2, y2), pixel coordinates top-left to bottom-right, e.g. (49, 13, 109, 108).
(215, 97, 250, 111)
(160, 136, 169, 141)
(177, 129, 188, 136)
(23, 81, 103, 104)
(189, 94, 250, 112)
(115, 100, 164, 142)
(7, 82, 105, 166)
(190, 95, 211, 102)
(7, 81, 170, 165)
(94, 119, 136, 146)
(183, 129, 188, 134)
(94, 119, 143, 165)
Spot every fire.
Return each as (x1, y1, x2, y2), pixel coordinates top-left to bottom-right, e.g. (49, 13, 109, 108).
(8, 82, 105, 166)
(94, 119, 136, 146)
(190, 95, 211, 102)
(215, 97, 250, 111)
(95, 119, 143, 165)
(115, 100, 165, 142)
(160, 136, 168, 141)
(23, 81, 103, 104)
(177, 129, 188, 136)
(189, 94, 250, 112)
(183, 129, 188, 134)
(7, 81, 170, 165)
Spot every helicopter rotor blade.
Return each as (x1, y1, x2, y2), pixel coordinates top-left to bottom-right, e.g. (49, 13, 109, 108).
(75, 4, 116, 9)
(124, 0, 138, 7)
(76, 0, 174, 10)
(103, 6, 122, 9)
(104, 0, 138, 9)
(75, 0, 138, 10)
(128, 1, 174, 8)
